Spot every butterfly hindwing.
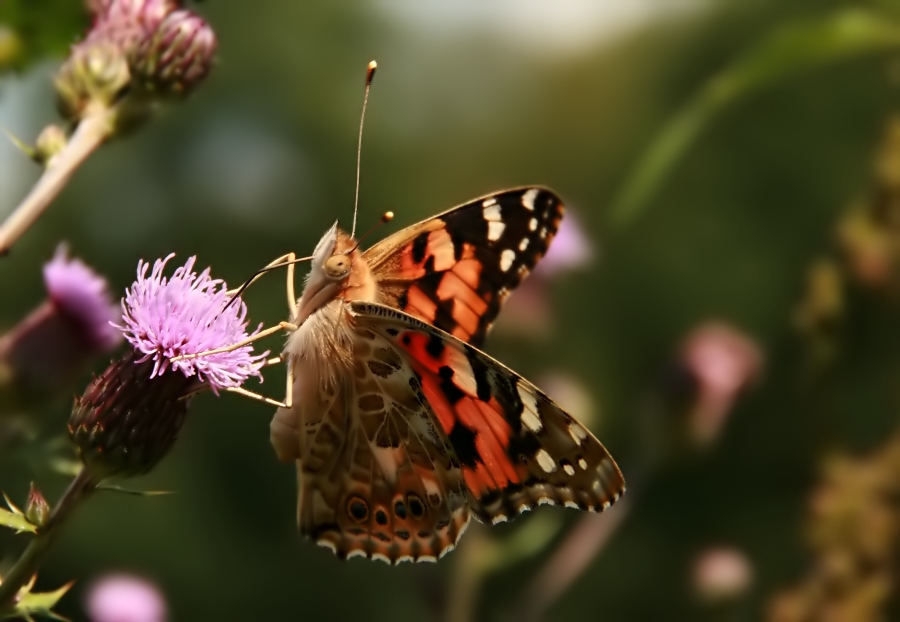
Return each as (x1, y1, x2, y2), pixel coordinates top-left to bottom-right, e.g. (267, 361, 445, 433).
(272, 331, 471, 563)
(364, 187, 564, 346)
(349, 301, 625, 524)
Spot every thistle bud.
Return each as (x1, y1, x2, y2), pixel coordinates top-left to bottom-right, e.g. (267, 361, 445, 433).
(101, 0, 180, 30)
(55, 40, 131, 120)
(69, 351, 194, 479)
(24, 483, 50, 529)
(131, 9, 217, 96)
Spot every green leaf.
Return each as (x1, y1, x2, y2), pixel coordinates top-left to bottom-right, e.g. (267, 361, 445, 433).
(0, 507, 36, 534)
(0, 0, 89, 73)
(0, 494, 37, 534)
(5, 580, 73, 621)
(608, 9, 900, 229)
(96, 484, 174, 497)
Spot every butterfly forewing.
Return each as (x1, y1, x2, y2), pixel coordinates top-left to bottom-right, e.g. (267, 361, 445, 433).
(349, 301, 626, 525)
(365, 187, 564, 346)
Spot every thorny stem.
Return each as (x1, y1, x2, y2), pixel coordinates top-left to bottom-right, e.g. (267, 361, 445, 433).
(0, 467, 97, 610)
(0, 103, 118, 256)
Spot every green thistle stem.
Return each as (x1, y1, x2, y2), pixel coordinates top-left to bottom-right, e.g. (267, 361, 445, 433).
(0, 468, 97, 610)
(0, 103, 117, 256)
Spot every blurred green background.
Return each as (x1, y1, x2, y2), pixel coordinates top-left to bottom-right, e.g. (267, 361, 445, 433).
(4, 0, 900, 620)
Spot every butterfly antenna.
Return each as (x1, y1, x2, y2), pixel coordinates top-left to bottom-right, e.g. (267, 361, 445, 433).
(351, 60, 377, 239)
(349, 211, 394, 253)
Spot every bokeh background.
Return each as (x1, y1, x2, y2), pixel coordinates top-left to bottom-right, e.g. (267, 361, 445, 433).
(3, 0, 900, 620)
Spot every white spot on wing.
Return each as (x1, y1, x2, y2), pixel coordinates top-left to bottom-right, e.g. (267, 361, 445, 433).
(578, 458, 588, 470)
(568, 423, 588, 443)
(500, 249, 516, 272)
(522, 188, 539, 211)
(517, 384, 542, 432)
(491, 514, 508, 525)
(487, 220, 506, 241)
(528, 218, 538, 231)
(482, 197, 498, 208)
(563, 464, 576, 476)
(483, 202, 502, 220)
(563, 500, 580, 509)
(518, 238, 530, 251)
(536, 448, 557, 473)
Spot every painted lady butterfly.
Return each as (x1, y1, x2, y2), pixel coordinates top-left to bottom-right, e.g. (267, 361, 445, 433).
(267, 187, 626, 563)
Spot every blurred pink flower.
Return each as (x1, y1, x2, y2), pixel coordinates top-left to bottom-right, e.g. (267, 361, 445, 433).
(0, 245, 121, 407)
(86, 574, 167, 622)
(680, 322, 762, 446)
(534, 211, 595, 277)
(692, 546, 753, 601)
(493, 210, 594, 338)
(44, 245, 122, 352)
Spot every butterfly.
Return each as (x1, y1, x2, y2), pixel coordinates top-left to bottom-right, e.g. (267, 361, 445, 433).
(268, 187, 625, 563)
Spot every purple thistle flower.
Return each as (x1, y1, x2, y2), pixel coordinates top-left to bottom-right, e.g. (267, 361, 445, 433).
(44, 245, 122, 352)
(0, 246, 120, 409)
(70, 255, 265, 478)
(115, 254, 266, 394)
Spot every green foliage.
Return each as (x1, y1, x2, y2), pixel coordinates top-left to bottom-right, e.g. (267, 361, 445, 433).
(0, 0, 87, 73)
(0, 494, 37, 534)
(4, 580, 72, 621)
(609, 8, 900, 228)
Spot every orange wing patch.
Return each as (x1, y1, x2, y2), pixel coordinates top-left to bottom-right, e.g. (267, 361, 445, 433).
(395, 329, 522, 499)
(350, 301, 624, 525)
(365, 187, 565, 347)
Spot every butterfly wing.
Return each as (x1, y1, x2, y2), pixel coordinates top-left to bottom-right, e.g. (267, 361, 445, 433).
(364, 187, 564, 346)
(348, 301, 625, 524)
(271, 326, 471, 564)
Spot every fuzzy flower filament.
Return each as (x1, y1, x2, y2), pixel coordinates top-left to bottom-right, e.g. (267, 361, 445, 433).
(69, 254, 266, 478)
(116, 254, 266, 393)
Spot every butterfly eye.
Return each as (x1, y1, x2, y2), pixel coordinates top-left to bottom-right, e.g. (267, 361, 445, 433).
(324, 254, 351, 279)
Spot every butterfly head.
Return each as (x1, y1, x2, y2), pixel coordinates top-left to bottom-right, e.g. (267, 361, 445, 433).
(294, 223, 374, 324)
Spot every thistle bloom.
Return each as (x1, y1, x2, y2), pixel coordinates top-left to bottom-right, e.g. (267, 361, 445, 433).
(69, 255, 265, 478)
(86, 574, 167, 622)
(44, 246, 123, 352)
(116, 254, 266, 393)
(0, 246, 120, 409)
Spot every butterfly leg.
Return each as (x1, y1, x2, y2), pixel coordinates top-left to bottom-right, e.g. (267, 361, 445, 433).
(285, 251, 298, 316)
(225, 386, 289, 408)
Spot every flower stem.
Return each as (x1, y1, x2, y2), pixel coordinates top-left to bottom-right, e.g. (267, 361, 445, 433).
(0, 468, 97, 610)
(0, 104, 117, 256)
